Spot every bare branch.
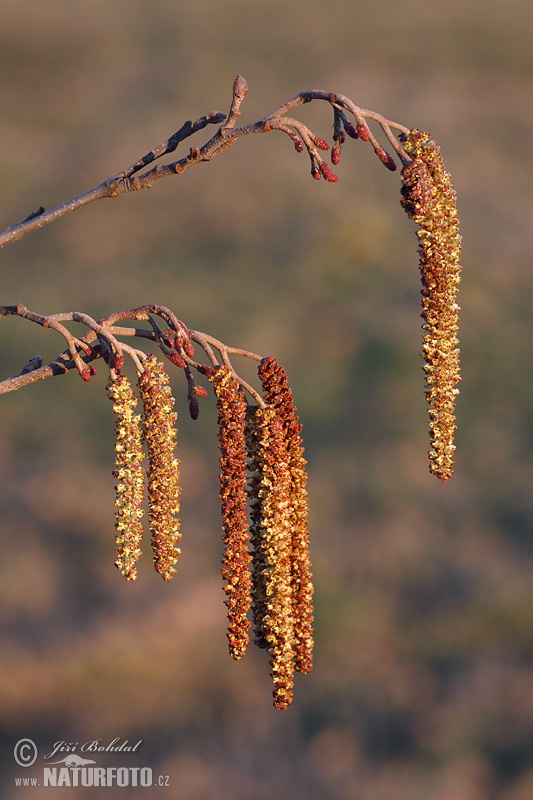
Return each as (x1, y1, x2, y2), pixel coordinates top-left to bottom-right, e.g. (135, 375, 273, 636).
(0, 77, 412, 249)
(0, 303, 265, 404)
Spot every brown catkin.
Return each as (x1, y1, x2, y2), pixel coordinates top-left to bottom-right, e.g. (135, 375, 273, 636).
(401, 129, 462, 482)
(107, 374, 145, 581)
(137, 355, 181, 581)
(211, 366, 252, 661)
(246, 404, 296, 710)
(258, 357, 314, 674)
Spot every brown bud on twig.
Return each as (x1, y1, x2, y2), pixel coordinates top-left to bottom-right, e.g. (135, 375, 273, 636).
(138, 355, 181, 580)
(233, 74, 249, 99)
(373, 144, 397, 171)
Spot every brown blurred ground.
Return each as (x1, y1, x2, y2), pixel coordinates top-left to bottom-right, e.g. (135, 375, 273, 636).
(1, 1, 532, 798)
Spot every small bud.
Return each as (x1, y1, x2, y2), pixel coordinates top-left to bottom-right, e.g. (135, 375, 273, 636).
(79, 366, 92, 382)
(183, 341, 195, 359)
(374, 144, 397, 171)
(165, 352, 186, 368)
(319, 161, 338, 183)
(294, 139, 304, 153)
(311, 166, 321, 180)
(315, 137, 329, 151)
(113, 354, 125, 371)
(331, 141, 341, 166)
(357, 122, 370, 141)
(233, 74, 249, 99)
(197, 364, 215, 378)
(188, 396, 200, 420)
(193, 385, 208, 397)
(343, 120, 359, 139)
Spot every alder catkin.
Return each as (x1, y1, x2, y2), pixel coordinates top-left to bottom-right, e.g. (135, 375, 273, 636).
(401, 129, 462, 482)
(246, 404, 296, 710)
(211, 366, 252, 661)
(107, 374, 145, 581)
(258, 357, 314, 674)
(137, 355, 182, 581)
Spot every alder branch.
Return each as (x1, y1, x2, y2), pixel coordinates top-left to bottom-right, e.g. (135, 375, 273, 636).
(0, 75, 411, 249)
(0, 303, 265, 407)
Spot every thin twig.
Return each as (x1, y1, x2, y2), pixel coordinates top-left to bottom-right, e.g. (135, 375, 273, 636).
(0, 77, 412, 249)
(0, 303, 266, 404)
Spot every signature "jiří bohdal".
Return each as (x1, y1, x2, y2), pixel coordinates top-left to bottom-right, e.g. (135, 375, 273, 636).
(44, 738, 142, 760)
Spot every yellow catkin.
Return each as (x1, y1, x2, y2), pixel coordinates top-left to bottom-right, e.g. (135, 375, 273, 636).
(401, 129, 462, 481)
(258, 357, 314, 674)
(211, 366, 252, 661)
(246, 404, 296, 711)
(137, 355, 181, 581)
(107, 375, 145, 581)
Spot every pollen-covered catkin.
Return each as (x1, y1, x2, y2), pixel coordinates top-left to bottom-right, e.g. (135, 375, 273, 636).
(401, 129, 462, 482)
(211, 366, 252, 661)
(107, 375, 145, 581)
(258, 357, 314, 674)
(137, 355, 181, 581)
(246, 404, 296, 710)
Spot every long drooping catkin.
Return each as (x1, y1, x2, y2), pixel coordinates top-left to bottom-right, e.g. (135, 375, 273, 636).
(401, 129, 462, 482)
(258, 357, 314, 675)
(137, 355, 182, 581)
(211, 366, 252, 661)
(246, 404, 296, 711)
(107, 374, 145, 581)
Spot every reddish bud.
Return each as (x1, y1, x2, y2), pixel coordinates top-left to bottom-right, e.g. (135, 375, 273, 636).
(373, 145, 397, 171)
(331, 142, 341, 166)
(197, 364, 215, 377)
(189, 396, 200, 420)
(343, 120, 358, 139)
(315, 137, 330, 151)
(79, 366, 92, 382)
(294, 139, 304, 153)
(319, 161, 339, 183)
(114, 354, 125, 371)
(311, 166, 321, 180)
(357, 123, 371, 141)
(166, 352, 186, 368)
(183, 341, 195, 358)
(194, 385, 208, 397)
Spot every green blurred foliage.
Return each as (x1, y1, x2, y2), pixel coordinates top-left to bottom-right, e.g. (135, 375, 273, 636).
(1, 1, 532, 798)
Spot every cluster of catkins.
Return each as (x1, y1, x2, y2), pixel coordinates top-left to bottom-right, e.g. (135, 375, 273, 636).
(106, 353, 181, 582)
(400, 129, 462, 481)
(107, 352, 313, 710)
(211, 358, 313, 711)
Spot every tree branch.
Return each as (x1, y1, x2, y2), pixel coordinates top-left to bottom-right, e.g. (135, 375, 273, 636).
(0, 76, 411, 249)
(0, 303, 264, 406)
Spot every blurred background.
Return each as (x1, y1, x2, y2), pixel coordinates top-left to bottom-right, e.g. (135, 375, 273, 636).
(1, 0, 532, 797)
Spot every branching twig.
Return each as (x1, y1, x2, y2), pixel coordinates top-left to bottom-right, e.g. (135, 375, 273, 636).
(0, 303, 264, 406)
(0, 76, 411, 249)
